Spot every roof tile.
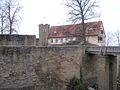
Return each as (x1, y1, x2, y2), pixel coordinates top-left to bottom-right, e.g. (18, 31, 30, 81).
(48, 21, 103, 38)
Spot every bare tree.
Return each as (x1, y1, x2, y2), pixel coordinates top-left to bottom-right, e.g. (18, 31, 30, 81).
(0, 1, 7, 34)
(0, 9, 5, 34)
(65, 0, 100, 43)
(0, 0, 22, 34)
(114, 30, 120, 46)
(106, 32, 114, 46)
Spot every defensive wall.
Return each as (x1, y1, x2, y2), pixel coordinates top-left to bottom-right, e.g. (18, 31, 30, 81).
(0, 35, 118, 90)
(0, 34, 36, 46)
(83, 54, 117, 90)
(0, 46, 83, 90)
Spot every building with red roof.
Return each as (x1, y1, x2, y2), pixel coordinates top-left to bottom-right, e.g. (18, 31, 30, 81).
(38, 21, 105, 46)
(47, 21, 106, 46)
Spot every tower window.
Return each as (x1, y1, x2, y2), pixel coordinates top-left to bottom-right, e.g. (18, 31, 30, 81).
(43, 29, 46, 32)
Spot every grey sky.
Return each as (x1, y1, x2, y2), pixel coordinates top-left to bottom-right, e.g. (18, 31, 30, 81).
(20, 0, 120, 37)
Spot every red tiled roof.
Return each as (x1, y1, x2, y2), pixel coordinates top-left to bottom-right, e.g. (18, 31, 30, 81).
(48, 21, 103, 38)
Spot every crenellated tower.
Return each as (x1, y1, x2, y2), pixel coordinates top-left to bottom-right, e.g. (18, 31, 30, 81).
(39, 24, 50, 46)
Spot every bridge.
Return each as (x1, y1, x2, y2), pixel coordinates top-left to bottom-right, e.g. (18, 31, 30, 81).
(85, 46, 120, 56)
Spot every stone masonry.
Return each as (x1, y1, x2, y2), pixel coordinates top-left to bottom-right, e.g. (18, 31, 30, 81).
(0, 46, 83, 90)
(0, 34, 36, 46)
(0, 34, 118, 90)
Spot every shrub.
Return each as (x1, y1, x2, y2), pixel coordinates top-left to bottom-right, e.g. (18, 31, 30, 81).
(66, 76, 85, 90)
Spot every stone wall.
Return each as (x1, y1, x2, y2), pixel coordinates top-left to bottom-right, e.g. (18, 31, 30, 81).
(83, 54, 117, 90)
(0, 43, 118, 90)
(0, 46, 83, 90)
(0, 35, 36, 46)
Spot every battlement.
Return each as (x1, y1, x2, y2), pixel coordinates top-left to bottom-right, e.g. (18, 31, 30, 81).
(0, 34, 36, 46)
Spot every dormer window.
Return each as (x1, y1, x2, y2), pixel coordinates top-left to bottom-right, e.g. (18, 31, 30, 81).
(54, 31, 57, 33)
(88, 28, 94, 33)
(75, 29, 80, 33)
(52, 31, 57, 36)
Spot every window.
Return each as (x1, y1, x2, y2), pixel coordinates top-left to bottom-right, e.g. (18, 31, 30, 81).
(54, 31, 57, 33)
(88, 28, 95, 33)
(70, 38, 73, 41)
(98, 37, 103, 41)
(51, 39, 53, 43)
(101, 30, 103, 34)
(66, 38, 68, 42)
(55, 39, 58, 43)
(89, 28, 93, 31)
(42, 29, 46, 32)
(75, 29, 80, 34)
(60, 38, 63, 43)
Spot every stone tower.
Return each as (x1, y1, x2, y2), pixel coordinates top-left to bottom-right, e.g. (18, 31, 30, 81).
(39, 24, 50, 46)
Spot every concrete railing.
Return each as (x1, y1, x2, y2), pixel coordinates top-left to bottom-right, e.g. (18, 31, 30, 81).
(86, 46, 120, 55)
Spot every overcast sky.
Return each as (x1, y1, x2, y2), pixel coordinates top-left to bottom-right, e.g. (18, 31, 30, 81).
(20, 0, 120, 37)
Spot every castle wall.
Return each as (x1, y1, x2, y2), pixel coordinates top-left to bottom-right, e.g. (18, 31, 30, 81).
(0, 46, 83, 90)
(0, 36, 118, 90)
(0, 35, 36, 46)
(83, 54, 117, 90)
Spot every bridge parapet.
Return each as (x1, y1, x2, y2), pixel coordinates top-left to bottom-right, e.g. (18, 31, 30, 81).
(86, 46, 120, 55)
